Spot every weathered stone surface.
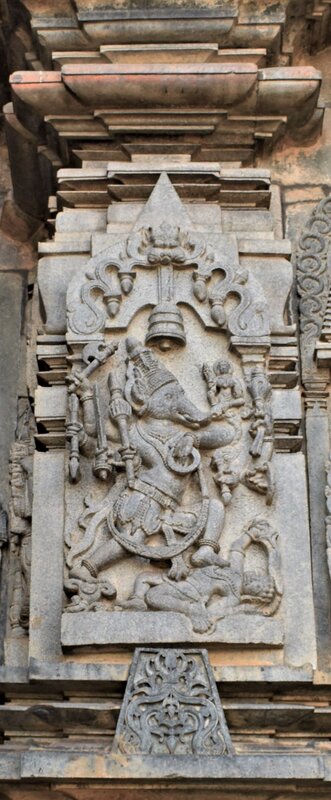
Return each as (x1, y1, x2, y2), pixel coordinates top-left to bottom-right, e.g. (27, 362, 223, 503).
(29, 452, 65, 662)
(274, 452, 317, 669)
(307, 402, 331, 673)
(1, 3, 331, 796)
(113, 648, 233, 756)
(57, 175, 290, 653)
(0, 272, 23, 508)
(15, 168, 311, 671)
(62, 611, 283, 647)
(11, 750, 328, 782)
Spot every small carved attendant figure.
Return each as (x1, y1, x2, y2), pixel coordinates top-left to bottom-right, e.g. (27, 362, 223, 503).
(245, 366, 273, 457)
(9, 438, 34, 633)
(211, 450, 241, 506)
(202, 359, 244, 416)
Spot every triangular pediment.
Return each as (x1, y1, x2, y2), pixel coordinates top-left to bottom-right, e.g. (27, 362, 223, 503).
(87, 172, 194, 271)
(132, 171, 193, 231)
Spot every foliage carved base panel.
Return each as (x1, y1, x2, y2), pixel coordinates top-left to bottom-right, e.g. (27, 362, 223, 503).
(113, 647, 233, 756)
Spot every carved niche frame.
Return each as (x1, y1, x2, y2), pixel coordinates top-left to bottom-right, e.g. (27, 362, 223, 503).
(27, 174, 316, 679)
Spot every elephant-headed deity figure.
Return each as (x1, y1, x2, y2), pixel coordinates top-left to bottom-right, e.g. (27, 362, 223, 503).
(65, 338, 244, 612)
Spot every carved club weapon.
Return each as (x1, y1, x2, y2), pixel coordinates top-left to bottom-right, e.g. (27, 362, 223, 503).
(66, 341, 118, 482)
(67, 393, 81, 482)
(92, 382, 112, 481)
(108, 371, 135, 489)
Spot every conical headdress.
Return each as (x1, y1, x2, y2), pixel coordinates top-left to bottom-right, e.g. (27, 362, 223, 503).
(126, 338, 177, 396)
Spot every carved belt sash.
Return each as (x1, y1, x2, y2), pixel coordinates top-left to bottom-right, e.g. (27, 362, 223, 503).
(133, 478, 178, 511)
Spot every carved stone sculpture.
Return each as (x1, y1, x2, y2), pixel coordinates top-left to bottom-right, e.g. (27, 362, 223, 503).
(297, 194, 331, 384)
(8, 404, 35, 635)
(63, 335, 281, 641)
(67, 174, 270, 345)
(65, 339, 241, 607)
(113, 647, 233, 756)
(0, 504, 8, 569)
(122, 519, 282, 634)
(59, 173, 286, 648)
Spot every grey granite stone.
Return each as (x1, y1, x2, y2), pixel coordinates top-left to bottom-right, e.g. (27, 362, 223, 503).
(113, 648, 233, 756)
(306, 403, 331, 672)
(274, 452, 317, 669)
(29, 452, 65, 662)
(62, 611, 283, 648)
(17, 751, 325, 782)
(0, 272, 23, 508)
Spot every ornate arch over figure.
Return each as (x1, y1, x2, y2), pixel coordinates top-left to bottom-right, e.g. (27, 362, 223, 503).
(67, 173, 270, 346)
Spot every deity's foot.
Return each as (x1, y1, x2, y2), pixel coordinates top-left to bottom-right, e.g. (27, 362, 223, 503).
(191, 545, 230, 568)
(121, 596, 148, 611)
(167, 555, 190, 581)
(69, 564, 96, 582)
(190, 605, 214, 634)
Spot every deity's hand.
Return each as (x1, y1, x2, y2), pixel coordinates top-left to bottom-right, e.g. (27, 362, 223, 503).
(67, 370, 91, 397)
(107, 447, 123, 466)
(109, 397, 131, 419)
(119, 444, 136, 464)
(210, 405, 226, 421)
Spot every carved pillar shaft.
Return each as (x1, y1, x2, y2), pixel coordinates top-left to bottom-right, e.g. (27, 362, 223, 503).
(305, 398, 331, 673)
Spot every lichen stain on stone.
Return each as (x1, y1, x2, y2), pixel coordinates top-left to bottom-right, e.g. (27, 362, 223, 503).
(63, 754, 112, 780)
(110, 746, 131, 768)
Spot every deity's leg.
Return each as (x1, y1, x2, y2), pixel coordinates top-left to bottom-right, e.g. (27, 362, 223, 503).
(122, 571, 163, 610)
(82, 538, 127, 575)
(191, 498, 229, 567)
(147, 585, 212, 633)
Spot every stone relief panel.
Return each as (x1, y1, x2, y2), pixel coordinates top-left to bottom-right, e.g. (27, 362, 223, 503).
(61, 174, 285, 648)
(113, 647, 233, 756)
(66, 174, 270, 346)
(63, 339, 281, 637)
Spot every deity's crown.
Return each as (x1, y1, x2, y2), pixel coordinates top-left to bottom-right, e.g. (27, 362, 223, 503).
(126, 338, 177, 395)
